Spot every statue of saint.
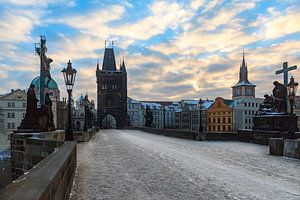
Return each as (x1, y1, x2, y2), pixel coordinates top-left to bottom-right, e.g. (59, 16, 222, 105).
(144, 106, 153, 127)
(25, 84, 38, 120)
(272, 81, 287, 112)
(45, 93, 55, 130)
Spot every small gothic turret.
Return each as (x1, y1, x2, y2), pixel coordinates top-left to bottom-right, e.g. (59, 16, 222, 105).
(120, 57, 126, 73)
(232, 52, 256, 99)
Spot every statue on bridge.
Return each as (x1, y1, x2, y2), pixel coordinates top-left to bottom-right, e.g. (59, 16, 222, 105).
(144, 106, 153, 127)
(17, 84, 39, 131)
(258, 81, 287, 114)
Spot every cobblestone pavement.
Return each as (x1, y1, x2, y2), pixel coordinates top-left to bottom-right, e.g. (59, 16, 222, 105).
(70, 129, 300, 200)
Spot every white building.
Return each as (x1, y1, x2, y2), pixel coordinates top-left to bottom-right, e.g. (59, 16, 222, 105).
(0, 89, 27, 149)
(232, 98, 263, 131)
(127, 98, 144, 127)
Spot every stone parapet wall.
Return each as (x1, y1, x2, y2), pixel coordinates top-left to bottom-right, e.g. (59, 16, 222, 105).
(74, 127, 96, 142)
(0, 141, 76, 200)
(132, 127, 237, 141)
(9, 131, 65, 179)
(237, 129, 300, 145)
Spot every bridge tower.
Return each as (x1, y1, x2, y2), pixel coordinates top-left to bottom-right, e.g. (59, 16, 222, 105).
(96, 43, 127, 128)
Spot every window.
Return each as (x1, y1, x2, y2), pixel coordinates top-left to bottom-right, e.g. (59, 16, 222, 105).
(248, 102, 250, 107)
(252, 103, 254, 107)
(7, 113, 10, 118)
(12, 123, 15, 129)
(223, 118, 226, 123)
(252, 111, 255, 115)
(228, 118, 231, 123)
(256, 103, 258, 107)
(223, 126, 226, 131)
(7, 123, 11, 129)
(244, 102, 247, 107)
(112, 84, 117, 90)
(12, 113, 15, 118)
(245, 110, 247, 115)
(8, 102, 11, 107)
(218, 118, 220, 123)
(102, 84, 107, 90)
(245, 119, 247, 123)
(23, 103, 26, 108)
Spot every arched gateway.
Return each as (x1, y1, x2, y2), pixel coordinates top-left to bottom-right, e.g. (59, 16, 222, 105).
(101, 114, 117, 129)
(96, 44, 128, 129)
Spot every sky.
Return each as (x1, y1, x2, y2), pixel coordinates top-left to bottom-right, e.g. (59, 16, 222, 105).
(0, 0, 300, 102)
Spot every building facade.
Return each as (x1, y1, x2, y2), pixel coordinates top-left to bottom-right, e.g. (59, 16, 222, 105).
(96, 46, 127, 128)
(127, 98, 144, 127)
(207, 97, 233, 132)
(0, 89, 26, 130)
(232, 98, 263, 130)
(174, 100, 213, 132)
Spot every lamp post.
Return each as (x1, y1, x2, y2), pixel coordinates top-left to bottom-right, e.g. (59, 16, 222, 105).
(287, 76, 298, 135)
(198, 98, 203, 132)
(288, 76, 298, 115)
(163, 107, 166, 129)
(62, 60, 77, 141)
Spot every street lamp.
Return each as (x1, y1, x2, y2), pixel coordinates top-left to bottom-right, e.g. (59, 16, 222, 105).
(163, 107, 166, 129)
(198, 98, 203, 132)
(62, 60, 77, 141)
(287, 76, 298, 115)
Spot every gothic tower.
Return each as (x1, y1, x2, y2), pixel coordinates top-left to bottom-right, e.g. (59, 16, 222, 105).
(96, 44, 127, 128)
(232, 52, 256, 99)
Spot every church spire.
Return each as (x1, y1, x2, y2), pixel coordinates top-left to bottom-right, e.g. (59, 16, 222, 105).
(242, 50, 246, 68)
(239, 51, 249, 84)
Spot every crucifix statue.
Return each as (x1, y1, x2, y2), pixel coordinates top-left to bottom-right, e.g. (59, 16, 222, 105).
(35, 36, 53, 106)
(275, 62, 297, 112)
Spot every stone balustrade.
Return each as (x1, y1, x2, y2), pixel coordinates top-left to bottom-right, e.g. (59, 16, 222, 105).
(0, 141, 76, 200)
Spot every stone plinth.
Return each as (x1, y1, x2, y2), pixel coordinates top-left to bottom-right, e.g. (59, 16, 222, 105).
(74, 127, 96, 142)
(269, 138, 284, 156)
(283, 139, 300, 159)
(253, 114, 298, 132)
(9, 130, 65, 180)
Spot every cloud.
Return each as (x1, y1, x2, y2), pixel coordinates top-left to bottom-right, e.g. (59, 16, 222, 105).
(0, 9, 41, 42)
(0, 0, 76, 7)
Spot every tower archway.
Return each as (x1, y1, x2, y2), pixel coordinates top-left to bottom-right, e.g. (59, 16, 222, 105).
(101, 114, 117, 129)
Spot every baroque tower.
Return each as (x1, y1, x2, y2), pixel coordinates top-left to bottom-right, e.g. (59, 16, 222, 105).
(96, 44, 127, 128)
(232, 52, 256, 99)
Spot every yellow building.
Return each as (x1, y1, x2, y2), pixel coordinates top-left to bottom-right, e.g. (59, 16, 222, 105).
(207, 97, 233, 132)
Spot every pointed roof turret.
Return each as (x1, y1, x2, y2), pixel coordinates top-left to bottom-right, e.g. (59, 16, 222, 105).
(96, 58, 99, 70)
(102, 47, 117, 71)
(233, 51, 255, 87)
(120, 56, 126, 73)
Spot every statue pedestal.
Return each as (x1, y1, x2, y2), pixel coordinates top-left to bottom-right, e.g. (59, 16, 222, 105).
(253, 114, 298, 132)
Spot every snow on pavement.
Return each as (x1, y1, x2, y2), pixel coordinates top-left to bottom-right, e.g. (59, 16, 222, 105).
(70, 129, 300, 200)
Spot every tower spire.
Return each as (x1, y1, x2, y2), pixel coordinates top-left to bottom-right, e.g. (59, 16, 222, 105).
(242, 49, 246, 68)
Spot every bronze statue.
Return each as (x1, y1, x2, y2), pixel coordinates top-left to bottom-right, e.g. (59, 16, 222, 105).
(17, 84, 39, 131)
(272, 81, 287, 112)
(45, 93, 55, 129)
(144, 106, 153, 127)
